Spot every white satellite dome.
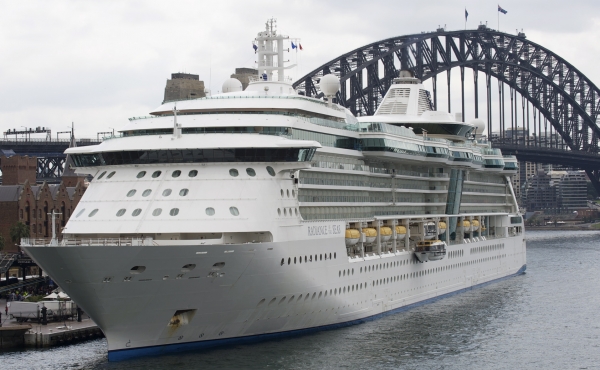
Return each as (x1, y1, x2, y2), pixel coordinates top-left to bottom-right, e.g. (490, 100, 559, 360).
(470, 118, 486, 135)
(319, 74, 340, 96)
(222, 78, 243, 93)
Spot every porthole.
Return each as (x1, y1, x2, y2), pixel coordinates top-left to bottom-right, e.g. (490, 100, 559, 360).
(179, 189, 189, 196)
(266, 166, 276, 177)
(292, 189, 295, 198)
(229, 169, 239, 177)
(142, 189, 152, 197)
(107, 171, 116, 179)
(116, 209, 126, 217)
(75, 209, 86, 218)
(88, 209, 98, 217)
(169, 208, 179, 216)
(189, 170, 198, 177)
(278, 208, 281, 216)
(132, 209, 142, 217)
(286, 189, 290, 198)
(152, 208, 162, 216)
(97, 171, 107, 180)
(172, 170, 181, 178)
(246, 168, 256, 177)
(162, 189, 172, 197)
(205, 207, 215, 216)
(280, 189, 284, 197)
(127, 189, 136, 197)
(136, 171, 146, 178)
(152, 171, 162, 178)
(284, 208, 287, 216)
(295, 208, 298, 216)
(229, 207, 239, 216)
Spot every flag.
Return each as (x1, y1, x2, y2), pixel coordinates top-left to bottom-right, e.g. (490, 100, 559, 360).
(498, 5, 507, 14)
(299, 43, 303, 51)
(465, 9, 469, 21)
(253, 43, 258, 53)
(291, 41, 297, 49)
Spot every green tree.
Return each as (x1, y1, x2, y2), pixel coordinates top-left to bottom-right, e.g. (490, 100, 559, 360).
(10, 221, 30, 244)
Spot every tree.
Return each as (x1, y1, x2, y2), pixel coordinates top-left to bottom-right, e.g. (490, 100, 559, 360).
(0, 234, 5, 254)
(10, 221, 30, 244)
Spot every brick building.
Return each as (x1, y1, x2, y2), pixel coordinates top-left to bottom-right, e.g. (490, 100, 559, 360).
(0, 155, 87, 253)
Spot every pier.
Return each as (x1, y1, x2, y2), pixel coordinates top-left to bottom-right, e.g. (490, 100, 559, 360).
(0, 299, 103, 349)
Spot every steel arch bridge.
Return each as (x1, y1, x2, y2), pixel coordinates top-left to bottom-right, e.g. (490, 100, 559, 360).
(292, 25, 600, 193)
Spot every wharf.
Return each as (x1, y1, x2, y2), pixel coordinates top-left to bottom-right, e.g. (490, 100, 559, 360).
(0, 299, 103, 348)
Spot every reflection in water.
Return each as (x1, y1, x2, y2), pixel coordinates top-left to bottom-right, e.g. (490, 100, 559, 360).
(2, 230, 599, 370)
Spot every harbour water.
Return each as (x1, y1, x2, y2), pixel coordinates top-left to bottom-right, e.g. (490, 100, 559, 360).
(2, 230, 599, 369)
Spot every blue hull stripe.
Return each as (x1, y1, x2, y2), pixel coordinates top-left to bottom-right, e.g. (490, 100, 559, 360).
(109, 264, 527, 361)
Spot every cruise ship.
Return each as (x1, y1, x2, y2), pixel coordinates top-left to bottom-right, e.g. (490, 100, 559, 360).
(22, 21, 526, 361)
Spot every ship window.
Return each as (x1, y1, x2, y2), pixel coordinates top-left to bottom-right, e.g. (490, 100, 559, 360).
(170, 208, 179, 216)
(76, 209, 86, 218)
(229, 169, 239, 177)
(229, 207, 239, 216)
(281, 258, 284, 266)
(246, 168, 256, 177)
(280, 189, 284, 197)
(107, 171, 116, 179)
(172, 170, 181, 178)
(286, 189, 290, 198)
(295, 208, 298, 216)
(292, 190, 295, 198)
(277, 208, 281, 216)
(125, 189, 135, 197)
(88, 209, 99, 217)
(266, 166, 275, 176)
(116, 209, 126, 217)
(284, 208, 287, 216)
(152, 171, 162, 178)
(162, 189, 172, 196)
(179, 189, 189, 196)
(142, 189, 152, 197)
(136, 171, 146, 178)
(152, 208, 162, 216)
(97, 171, 107, 180)
(189, 170, 198, 177)
(205, 207, 215, 216)
(132, 208, 142, 217)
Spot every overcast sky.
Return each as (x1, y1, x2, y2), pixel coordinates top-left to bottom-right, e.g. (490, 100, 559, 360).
(1, 0, 599, 138)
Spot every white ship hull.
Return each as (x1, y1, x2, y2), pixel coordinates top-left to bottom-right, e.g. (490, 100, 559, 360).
(24, 233, 525, 361)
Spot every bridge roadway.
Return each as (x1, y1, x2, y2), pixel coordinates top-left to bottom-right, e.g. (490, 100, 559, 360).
(0, 138, 101, 183)
(492, 142, 600, 170)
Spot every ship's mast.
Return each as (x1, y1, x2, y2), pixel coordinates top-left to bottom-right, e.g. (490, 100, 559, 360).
(254, 18, 294, 82)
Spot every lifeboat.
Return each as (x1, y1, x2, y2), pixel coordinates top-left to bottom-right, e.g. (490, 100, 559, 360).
(415, 239, 447, 263)
(345, 229, 360, 246)
(424, 221, 438, 239)
(456, 220, 471, 232)
(471, 219, 480, 231)
(380, 227, 392, 242)
(362, 228, 377, 244)
(395, 225, 407, 240)
(438, 221, 447, 236)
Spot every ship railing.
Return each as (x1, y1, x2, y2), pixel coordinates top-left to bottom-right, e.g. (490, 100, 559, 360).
(21, 237, 155, 247)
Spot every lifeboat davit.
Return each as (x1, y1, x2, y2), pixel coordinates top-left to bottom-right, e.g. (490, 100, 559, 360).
(395, 225, 407, 240)
(380, 227, 392, 242)
(362, 228, 377, 244)
(415, 239, 447, 262)
(345, 229, 360, 246)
